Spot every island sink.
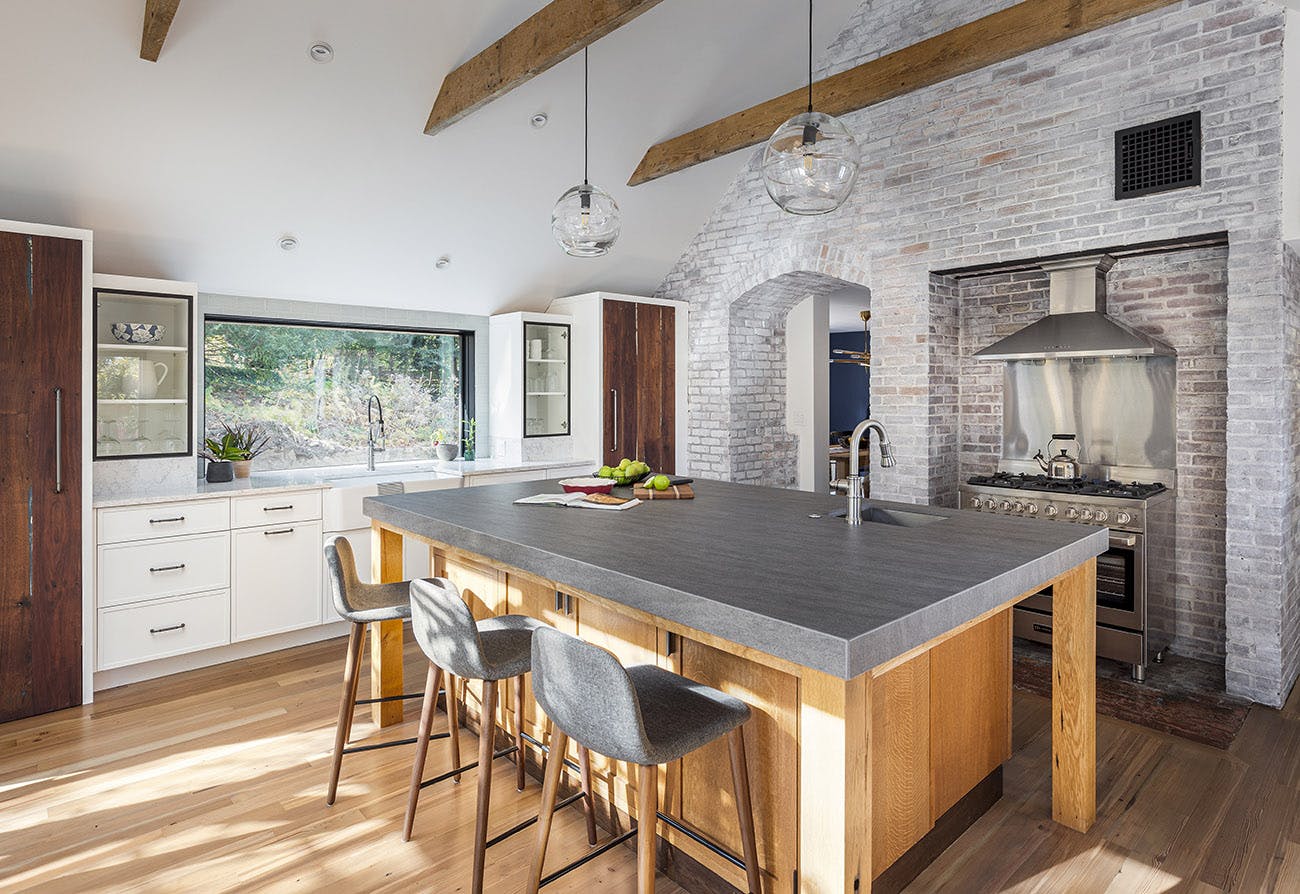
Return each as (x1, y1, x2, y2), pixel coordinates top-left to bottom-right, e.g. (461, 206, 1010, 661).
(827, 504, 947, 527)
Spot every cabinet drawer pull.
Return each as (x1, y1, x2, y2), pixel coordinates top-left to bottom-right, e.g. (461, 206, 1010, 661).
(1032, 623, 1053, 635)
(54, 387, 63, 494)
(149, 623, 186, 635)
(149, 516, 186, 525)
(149, 563, 187, 573)
(264, 527, 296, 536)
(263, 505, 294, 512)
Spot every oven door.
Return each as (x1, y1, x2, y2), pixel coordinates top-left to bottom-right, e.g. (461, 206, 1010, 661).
(1018, 530, 1145, 631)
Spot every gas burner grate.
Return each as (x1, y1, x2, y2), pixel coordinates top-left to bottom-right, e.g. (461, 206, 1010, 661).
(966, 472, 1167, 500)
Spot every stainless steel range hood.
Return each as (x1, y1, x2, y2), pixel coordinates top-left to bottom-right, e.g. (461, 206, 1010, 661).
(974, 254, 1176, 361)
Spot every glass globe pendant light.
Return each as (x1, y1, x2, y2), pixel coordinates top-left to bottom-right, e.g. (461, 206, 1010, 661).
(552, 48, 620, 257)
(761, 0, 860, 215)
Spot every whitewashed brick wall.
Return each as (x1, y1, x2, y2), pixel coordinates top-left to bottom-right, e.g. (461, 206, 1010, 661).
(654, 0, 1294, 704)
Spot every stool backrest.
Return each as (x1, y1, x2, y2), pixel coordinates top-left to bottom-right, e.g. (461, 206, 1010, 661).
(323, 536, 362, 620)
(410, 577, 487, 680)
(531, 626, 650, 764)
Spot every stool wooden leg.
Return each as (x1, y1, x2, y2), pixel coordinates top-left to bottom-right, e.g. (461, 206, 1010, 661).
(326, 622, 365, 806)
(402, 662, 443, 842)
(578, 745, 598, 845)
(727, 726, 763, 894)
(527, 729, 568, 894)
(447, 673, 462, 783)
(513, 674, 527, 792)
(636, 763, 658, 894)
(472, 679, 499, 894)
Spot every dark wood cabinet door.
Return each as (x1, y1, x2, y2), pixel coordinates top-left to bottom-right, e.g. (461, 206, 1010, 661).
(0, 232, 82, 722)
(634, 303, 675, 474)
(602, 299, 638, 468)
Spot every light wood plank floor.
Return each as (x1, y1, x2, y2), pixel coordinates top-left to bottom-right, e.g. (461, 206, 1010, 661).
(1, 635, 1297, 892)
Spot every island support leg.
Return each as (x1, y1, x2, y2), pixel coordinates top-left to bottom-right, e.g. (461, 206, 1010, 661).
(798, 669, 871, 893)
(370, 522, 405, 728)
(1052, 558, 1097, 832)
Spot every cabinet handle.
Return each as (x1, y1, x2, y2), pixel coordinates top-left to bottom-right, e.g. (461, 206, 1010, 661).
(264, 527, 296, 536)
(149, 623, 186, 635)
(610, 389, 618, 450)
(149, 516, 186, 525)
(263, 505, 294, 512)
(665, 631, 680, 657)
(149, 563, 186, 573)
(54, 387, 63, 494)
(1032, 623, 1053, 635)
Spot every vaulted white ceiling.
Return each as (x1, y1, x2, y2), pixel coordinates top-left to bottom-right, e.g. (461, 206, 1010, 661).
(0, 0, 861, 315)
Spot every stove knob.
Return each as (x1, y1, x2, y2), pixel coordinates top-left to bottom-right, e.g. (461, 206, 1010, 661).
(1012, 501, 1025, 513)
(969, 497, 982, 510)
(1044, 505, 1058, 518)
(1064, 507, 1079, 520)
(1094, 509, 1109, 523)
(1026, 502, 1039, 516)
(999, 500, 1011, 512)
(983, 499, 997, 511)
(1080, 508, 1094, 522)
(1116, 511, 1132, 526)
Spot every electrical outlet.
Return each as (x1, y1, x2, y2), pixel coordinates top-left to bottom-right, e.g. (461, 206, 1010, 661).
(791, 409, 807, 426)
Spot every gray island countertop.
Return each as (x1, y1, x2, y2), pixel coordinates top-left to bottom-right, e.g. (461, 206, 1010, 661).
(365, 479, 1107, 679)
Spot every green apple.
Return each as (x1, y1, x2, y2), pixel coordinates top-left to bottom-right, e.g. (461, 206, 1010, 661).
(619, 458, 632, 469)
(652, 475, 671, 491)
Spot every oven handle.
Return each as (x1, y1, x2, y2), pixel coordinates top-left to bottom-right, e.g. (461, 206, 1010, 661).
(1109, 533, 1137, 548)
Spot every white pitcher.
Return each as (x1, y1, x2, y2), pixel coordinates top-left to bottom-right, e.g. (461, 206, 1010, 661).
(123, 359, 169, 399)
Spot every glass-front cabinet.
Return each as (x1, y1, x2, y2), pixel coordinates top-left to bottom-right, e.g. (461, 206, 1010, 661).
(94, 279, 195, 459)
(523, 321, 570, 437)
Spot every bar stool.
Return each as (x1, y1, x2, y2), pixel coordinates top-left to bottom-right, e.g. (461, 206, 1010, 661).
(406, 576, 590, 894)
(323, 536, 449, 806)
(526, 626, 763, 894)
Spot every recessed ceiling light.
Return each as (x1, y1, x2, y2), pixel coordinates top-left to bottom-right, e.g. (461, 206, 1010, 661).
(279, 236, 299, 251)
(309, 43, 334, 63)
(435, 255, 451, 270)
(530, 113, 548, 129)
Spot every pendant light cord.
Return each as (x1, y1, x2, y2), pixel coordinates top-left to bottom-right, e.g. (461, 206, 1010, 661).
(807, 0, 813, 114)
(584, 47, 590, 186)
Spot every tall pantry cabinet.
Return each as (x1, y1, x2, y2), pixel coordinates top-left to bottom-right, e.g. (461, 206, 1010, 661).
(0, 221, 92, 722)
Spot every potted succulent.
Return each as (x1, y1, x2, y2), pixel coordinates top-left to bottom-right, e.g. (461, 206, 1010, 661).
(433, 428, 458, 462)
(202, 423, 270, 482)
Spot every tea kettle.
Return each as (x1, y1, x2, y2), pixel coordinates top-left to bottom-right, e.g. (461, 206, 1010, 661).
(1035, 434, 1081, 480)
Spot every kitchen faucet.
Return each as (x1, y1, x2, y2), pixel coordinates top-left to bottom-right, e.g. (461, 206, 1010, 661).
(366, 394, 385, 471)
(845, 418, 896, 525)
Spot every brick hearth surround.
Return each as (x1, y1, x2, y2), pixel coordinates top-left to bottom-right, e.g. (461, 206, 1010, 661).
(653, 0, 1296, 704)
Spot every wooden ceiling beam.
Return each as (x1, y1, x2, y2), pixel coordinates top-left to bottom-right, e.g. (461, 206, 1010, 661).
(140, 0, 181, 62)
(627, 0, 1177, 186)
(425, 0, 664, 136)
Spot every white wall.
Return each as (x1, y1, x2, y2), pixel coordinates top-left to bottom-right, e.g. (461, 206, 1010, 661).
(1285, 1, 1300, 244)
(785, 295, 830, 492)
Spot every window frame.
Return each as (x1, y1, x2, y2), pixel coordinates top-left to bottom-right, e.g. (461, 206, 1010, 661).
(201, 313, 475, 468)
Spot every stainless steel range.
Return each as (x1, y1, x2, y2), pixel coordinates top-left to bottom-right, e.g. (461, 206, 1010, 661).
(959, 472, 1175, 681)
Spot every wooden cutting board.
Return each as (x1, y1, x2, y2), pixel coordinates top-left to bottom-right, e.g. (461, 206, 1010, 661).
(632, 483, 695, 500)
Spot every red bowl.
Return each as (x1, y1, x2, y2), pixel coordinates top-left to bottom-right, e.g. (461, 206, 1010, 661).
(559, 477, 616, 495)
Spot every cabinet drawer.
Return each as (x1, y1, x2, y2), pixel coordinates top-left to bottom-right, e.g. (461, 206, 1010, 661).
(97, 590, 230, 670)
(231, 490, 322, 529)
(98, 499, 230, 545)
(98, 532, 230, 607)
(234, 521, 324, 641)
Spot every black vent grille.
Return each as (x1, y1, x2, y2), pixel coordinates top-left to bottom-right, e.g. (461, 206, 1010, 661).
(1115, 112, 1201, 200)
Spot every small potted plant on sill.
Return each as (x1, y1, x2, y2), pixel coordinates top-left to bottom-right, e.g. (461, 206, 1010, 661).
(433, 428, 458, 462)
(224, 423, 270, 478)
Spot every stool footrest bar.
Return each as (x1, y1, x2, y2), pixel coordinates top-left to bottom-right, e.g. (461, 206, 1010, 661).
(539, 828, 639, 888)
(342, 732, 449, 755)
(355, 689, 443, 706)
(656, 811, 746, 871)
(419, 745, 519, 789)
(484, 792, 587, 849)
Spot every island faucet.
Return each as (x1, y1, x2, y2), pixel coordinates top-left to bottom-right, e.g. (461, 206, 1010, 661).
(366, 394, 385, 471)
(846, 418, 896, 525)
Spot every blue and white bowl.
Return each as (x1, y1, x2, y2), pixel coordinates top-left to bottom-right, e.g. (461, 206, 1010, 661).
(110, 322, 166, 344)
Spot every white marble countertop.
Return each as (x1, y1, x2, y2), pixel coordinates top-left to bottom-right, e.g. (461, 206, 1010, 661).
(92, 457, 596, 508)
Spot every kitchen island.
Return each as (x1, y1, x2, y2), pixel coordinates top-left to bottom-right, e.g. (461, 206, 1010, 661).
(363, 479, 1105, 893)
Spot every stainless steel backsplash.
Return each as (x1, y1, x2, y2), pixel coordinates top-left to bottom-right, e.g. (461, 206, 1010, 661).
(1002, 356, 1176, 475)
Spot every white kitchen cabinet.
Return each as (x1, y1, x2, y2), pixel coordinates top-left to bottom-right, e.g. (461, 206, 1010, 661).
(233, 521, 324, 641)
(98, 498, 230, 544)
(98, 590, 230, 670)
(98, 532, 230, 607)
(231, 490, 323, 529)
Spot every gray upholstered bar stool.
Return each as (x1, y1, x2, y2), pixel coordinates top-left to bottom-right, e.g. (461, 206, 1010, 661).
(527, 626, 763, 894)
(324, 536, 450, 806)
(405, 576, 559, 894)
